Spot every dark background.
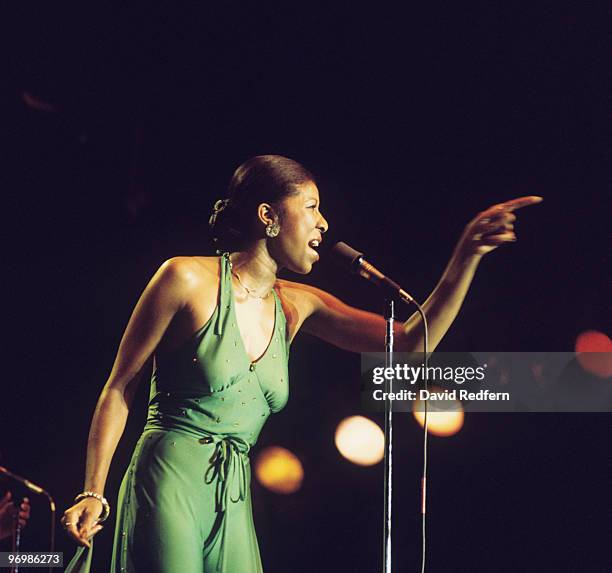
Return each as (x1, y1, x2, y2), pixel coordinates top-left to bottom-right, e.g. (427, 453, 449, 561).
(3, 3, 610, 572)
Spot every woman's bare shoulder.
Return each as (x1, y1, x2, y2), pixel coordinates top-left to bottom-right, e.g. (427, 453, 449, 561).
(274, 277, 328, 316)
(159, 255, 218, 280)
(150, 256, 220, 300)
(274, 277, 356, 323)
(275, 277, 328, 299)
(275, 277, 309, 296)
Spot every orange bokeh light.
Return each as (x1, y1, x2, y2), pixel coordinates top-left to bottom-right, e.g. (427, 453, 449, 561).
(254, 446, 304, 494)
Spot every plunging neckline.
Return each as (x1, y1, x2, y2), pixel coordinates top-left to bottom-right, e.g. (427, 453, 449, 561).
(227, 265, 278, 366)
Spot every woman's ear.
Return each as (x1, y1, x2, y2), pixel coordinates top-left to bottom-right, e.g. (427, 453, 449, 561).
(257, 203, 279, 227)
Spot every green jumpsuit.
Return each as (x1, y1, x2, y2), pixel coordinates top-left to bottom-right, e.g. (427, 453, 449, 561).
(66, 253, 290, 572)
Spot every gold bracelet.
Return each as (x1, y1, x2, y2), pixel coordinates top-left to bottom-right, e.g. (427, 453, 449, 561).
(74, 491, 111, 523)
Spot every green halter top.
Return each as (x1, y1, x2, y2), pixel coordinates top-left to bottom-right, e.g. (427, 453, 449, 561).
(144, 251, 291, 443)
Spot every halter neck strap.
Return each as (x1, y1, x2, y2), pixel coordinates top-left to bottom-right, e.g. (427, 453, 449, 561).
(214, 253, 232, 336)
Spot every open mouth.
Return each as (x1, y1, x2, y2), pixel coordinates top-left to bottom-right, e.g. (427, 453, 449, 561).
(308, 239, 321, 258)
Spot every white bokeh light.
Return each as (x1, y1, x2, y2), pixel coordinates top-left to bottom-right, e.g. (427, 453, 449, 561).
(335, 415, 384, 466)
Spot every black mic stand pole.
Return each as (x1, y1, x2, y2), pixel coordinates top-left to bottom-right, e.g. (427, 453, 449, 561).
(383, 298, 394, 573)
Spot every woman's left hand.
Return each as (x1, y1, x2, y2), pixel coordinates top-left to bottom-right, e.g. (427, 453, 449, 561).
(455, 195, 543, 258)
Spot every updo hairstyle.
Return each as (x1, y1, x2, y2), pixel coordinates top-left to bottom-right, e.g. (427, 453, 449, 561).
(209, 155, 315, 251)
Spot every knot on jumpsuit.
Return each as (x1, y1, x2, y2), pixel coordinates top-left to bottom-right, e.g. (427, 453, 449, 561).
(201, 435, 252, 572)
(202, 435, 251, 513)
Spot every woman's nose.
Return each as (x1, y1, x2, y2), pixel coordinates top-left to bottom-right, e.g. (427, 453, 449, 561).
(317, 212, 329, 234)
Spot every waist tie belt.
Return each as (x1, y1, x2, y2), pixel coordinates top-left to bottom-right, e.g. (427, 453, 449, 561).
(201, 435, 251, 513)
(200, 435, 252, 572)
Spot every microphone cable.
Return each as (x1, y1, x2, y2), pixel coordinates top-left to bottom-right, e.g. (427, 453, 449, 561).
(415, 303, 429, 573)
(398, 297, 429, 573)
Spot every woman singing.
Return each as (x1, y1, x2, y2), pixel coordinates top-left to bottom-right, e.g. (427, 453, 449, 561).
(62, 155, 541, 572)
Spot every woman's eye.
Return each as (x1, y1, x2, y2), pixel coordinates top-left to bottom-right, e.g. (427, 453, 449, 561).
(308, 205, 317, 210)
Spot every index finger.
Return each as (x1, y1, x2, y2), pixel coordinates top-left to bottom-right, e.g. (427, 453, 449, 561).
(498, 196, 543, 212)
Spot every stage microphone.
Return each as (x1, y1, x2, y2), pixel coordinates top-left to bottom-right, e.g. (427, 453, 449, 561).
(330, 242, 416, 304)
(0, 466, 48, 496)
(1, 466, 58, 559)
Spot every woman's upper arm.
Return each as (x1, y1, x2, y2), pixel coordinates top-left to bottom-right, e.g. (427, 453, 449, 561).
(105, 258, 198, 391)
(299, 284, 390, 353)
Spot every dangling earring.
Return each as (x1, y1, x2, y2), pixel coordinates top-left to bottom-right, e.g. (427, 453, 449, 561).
(265, 222, 280, 238)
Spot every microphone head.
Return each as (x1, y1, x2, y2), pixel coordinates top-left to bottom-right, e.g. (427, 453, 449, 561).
(331, 241, 364, 272)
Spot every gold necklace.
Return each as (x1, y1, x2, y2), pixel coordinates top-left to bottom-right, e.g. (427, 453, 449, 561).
(231, 269, 272, 300)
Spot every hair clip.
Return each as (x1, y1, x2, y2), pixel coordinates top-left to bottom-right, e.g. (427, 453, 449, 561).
(209, 198, 231, 228)
(213, 198, 230, 213)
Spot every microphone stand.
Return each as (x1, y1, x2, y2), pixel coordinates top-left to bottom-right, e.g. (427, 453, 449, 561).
(383, 299, 395, 573)
(383, 295, 429, 573)
(0, 467, 56, 573)
(329, 243, 429, 573)
(11, 515, 22, 573)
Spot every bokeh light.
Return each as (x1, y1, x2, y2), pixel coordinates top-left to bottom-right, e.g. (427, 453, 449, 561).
(575, 330, 612, 378)
(335, 415, 384, 466)
(412, 389, 464, 437)
(254, 446, 304, 494)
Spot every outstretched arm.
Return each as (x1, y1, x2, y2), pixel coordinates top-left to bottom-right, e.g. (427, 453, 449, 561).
(301, 196, 542, 353)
